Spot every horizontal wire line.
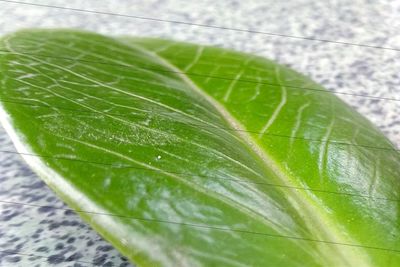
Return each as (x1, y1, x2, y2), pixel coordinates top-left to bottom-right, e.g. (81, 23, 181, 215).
(1, 199, 400, 254)
(0, 51, 398, 201)
(0, 0, 400, 52)
(0, 97, 398, 153)
(1, 0, 399, 260)
(0, 249, 94, 265)
(1, 49, 399, 102)
(1, 149, 399, 203)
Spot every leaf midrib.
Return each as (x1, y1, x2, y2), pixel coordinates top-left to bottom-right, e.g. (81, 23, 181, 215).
(5, 44, 275, 230)
(127, 39, 372, 267)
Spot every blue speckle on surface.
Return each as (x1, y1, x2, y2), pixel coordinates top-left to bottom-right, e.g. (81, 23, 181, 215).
(0, 0, 399, 266)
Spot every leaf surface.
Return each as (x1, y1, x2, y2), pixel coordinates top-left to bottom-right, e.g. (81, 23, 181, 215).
(0, 29, 399, 267)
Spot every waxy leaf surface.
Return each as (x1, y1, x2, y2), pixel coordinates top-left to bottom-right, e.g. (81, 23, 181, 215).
(0, 30, 399, 267)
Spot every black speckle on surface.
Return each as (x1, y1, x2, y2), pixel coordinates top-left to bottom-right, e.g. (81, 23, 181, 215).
(60, 234, 70, 240)
(21, 181, 45, 189)
(66, 252, 83, 261)
(47, 253, 66, 264)
(46, 196, 56, 202)
(31, 233, 40, 239)
(97, 245, 114, 252)
(38, 205, 54, 213)
(49, 222, 60, 230)
(64, 209, 75, 216)
(8, 237, 19, 242)
(67, 237, 76, 244)
(55, 243, 64, 250)
(0, 210, 19, 221)
(15, 242, 24, 250)
(93, 254, 107, 266)
(103, 261, 114, 267)
(37, 246, 48, 252)
(0, 2, 398, 267)
(4, 255, 21, 263)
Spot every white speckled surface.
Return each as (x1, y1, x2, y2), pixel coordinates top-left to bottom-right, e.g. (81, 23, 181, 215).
(0, 0, 399, 266)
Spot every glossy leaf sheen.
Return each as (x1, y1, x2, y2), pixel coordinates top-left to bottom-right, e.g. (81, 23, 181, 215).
(0, 30, 399, 267)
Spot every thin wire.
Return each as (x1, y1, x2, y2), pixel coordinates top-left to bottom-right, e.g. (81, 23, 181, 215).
(1, 149, 399, 203)
(0, 0, 399, 52)
(0, 97, 398, 153)
(0, 0, 399, 261)
(1, 49, 399, 102)
(0, 50, 399, 200)
(1, 199, 400, 253)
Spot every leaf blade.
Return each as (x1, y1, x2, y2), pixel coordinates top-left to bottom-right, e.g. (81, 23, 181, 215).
(0, 29, 399, 267)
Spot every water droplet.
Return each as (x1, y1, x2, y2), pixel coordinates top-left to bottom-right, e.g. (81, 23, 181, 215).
(103, 177, 111, 188)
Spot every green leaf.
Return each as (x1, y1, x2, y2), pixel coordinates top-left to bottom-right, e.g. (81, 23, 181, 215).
(0, 29, 399, 267)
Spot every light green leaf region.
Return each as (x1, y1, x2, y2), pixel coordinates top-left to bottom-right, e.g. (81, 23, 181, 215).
(0, 29, 399, 267)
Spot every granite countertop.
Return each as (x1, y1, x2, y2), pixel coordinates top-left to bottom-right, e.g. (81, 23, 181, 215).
(0, 0, 399, 266)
